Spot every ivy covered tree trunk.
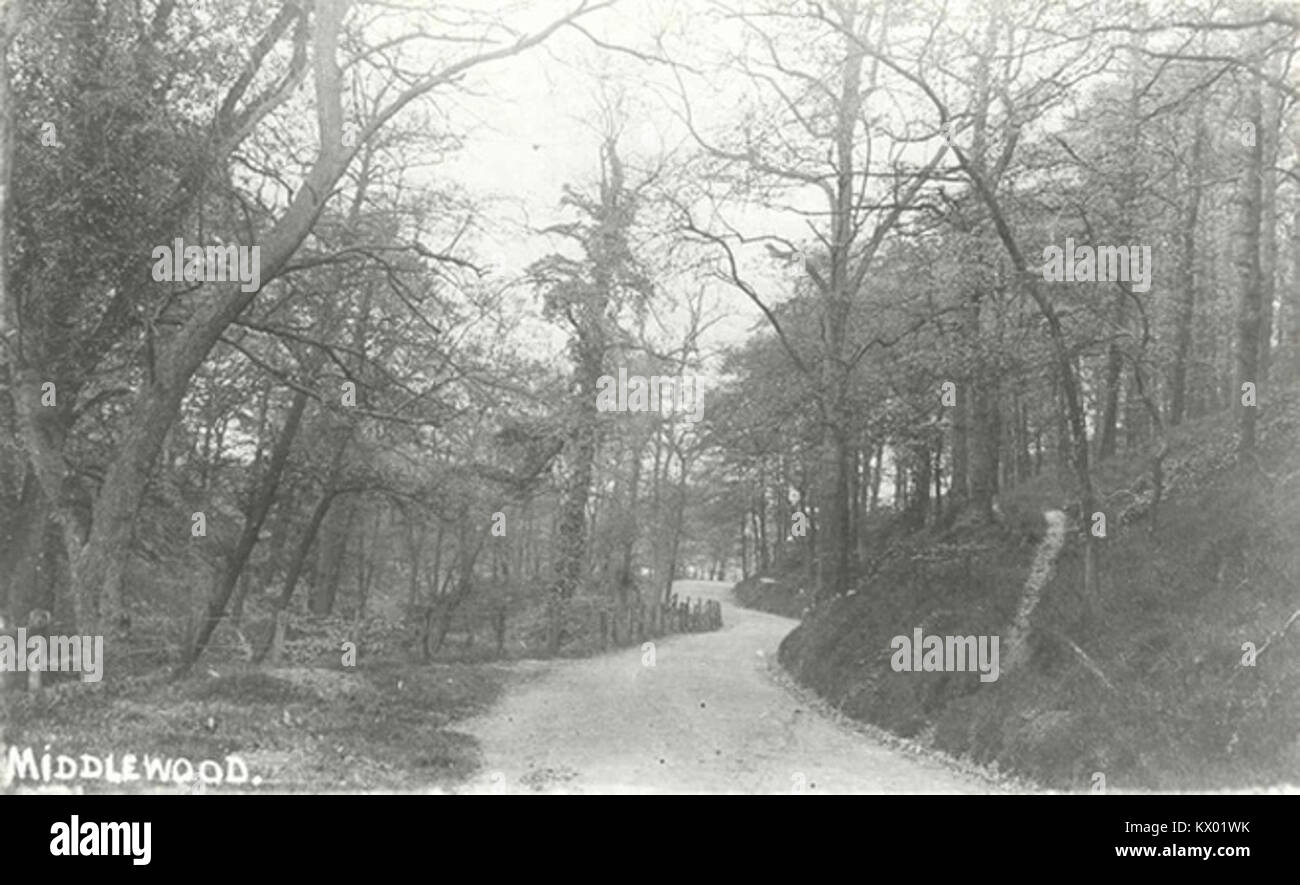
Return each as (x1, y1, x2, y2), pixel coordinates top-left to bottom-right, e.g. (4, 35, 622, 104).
(532, 134, 652, 650)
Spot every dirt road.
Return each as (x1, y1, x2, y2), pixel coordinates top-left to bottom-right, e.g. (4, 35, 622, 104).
(457, 580, 991, 794)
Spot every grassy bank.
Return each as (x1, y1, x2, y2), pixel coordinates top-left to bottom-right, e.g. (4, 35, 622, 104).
(776, 388, 1300, 791)
(731, 573, 809, 619)
(2, 661, 504, 793)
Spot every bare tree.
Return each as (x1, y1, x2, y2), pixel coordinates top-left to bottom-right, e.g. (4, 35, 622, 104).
(676, 0, 947, 600)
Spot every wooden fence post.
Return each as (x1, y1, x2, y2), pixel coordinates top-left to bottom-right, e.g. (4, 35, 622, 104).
(545, 594, 561, 657)
(494, 605, 507, 659)
(267, 610, 286, 665)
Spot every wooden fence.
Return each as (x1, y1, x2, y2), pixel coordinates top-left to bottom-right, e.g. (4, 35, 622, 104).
(409, 591, 726, 660)
(595, 593, 723, 650)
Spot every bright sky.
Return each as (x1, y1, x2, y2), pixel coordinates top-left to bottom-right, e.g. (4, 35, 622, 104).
(389, 0, 1202, 375)
(424, 0, 795, 366)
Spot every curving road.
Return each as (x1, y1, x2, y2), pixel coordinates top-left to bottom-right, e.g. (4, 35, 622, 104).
(457, 580, 991, 794)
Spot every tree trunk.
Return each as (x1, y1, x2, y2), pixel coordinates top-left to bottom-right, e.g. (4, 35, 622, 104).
(69, 0, 361, 636)
(1169, 121, 1204, 426)
(1258, 85, 1279, 383)
(173, 388, 309, 678)
(869, 442, 883, 512)
(406, 519, 424, 609)
(254, 489, 337, 664)
(739, 512, 749, 580)
(950, 379, 969, 507)
(910, 441, 931, 530)
(663, 450, 690, 601)
(616, 437, 643, 603)
(1098, 336, 1125, 461)
(1291, 197, 1300, 378)
(970, 372, 999, 519)
(1235, 76, 1264, 452)
(310, 496, 354, 615)
(1099, 55, 1142, 461)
